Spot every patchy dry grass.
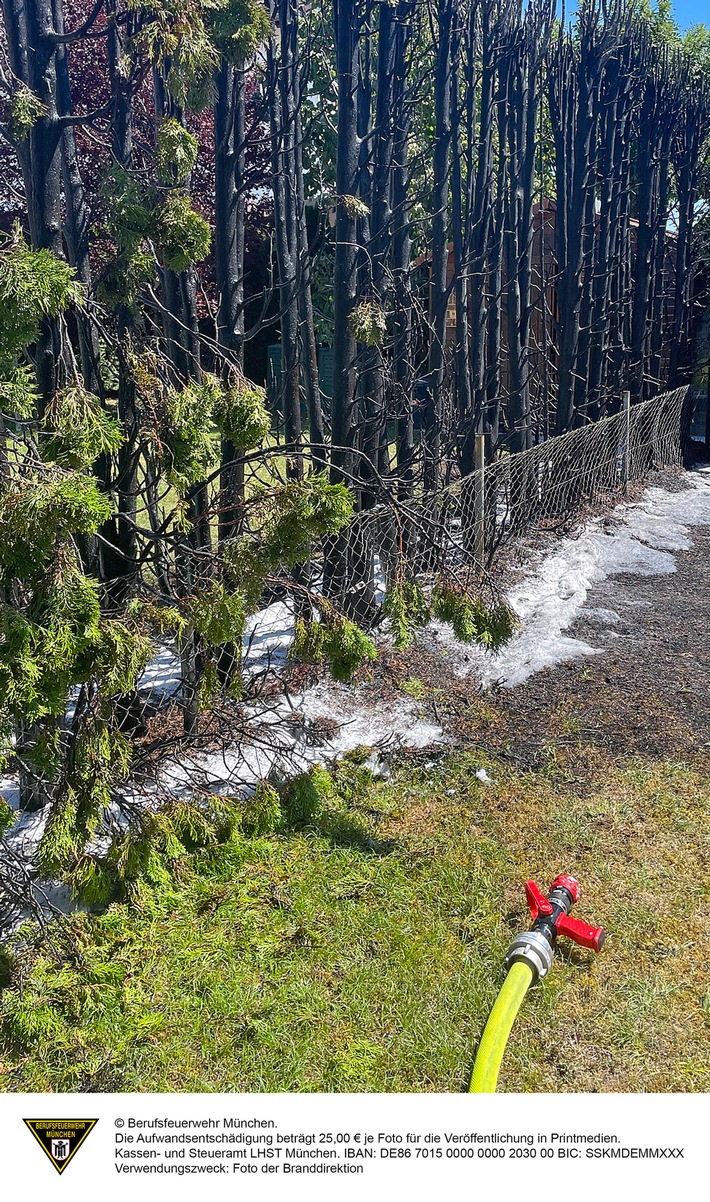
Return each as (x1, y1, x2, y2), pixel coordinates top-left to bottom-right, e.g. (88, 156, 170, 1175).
(0, 745, 707, 1093)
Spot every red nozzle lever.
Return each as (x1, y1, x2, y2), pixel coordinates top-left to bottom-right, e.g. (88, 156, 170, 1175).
(524, 876, 607, 954)
(556, 912, 606, 952)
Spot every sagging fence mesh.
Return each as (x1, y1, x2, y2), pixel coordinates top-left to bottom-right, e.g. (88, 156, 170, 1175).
(0, 388, 693, 930)
(340, 386, 692, 602)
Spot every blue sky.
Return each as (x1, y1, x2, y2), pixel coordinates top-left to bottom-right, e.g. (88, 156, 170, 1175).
(665, 0, 708, 30)
(561, 0, 708, 31)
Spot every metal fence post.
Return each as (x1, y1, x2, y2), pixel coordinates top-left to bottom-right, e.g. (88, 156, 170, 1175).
(474, 433, 486, 568)
(622, 390, 630, 492)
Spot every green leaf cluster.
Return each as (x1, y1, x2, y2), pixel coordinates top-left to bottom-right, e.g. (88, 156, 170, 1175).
(169, 43, 220, 111)
(291, 614, 376, 683)
(9, 83, 47, 141)
(39, 717, 133, 878)
(124, 0, 270, 107)
(0, 571, 102, 721)
(0, 794, 14, 837)
(154, 371, 268, 493)
(242, 781, 283, 835)
(0, 366, 39, 418)
(218, 474, 354, 617)
(23, 724, 62, 781)
(153, 193, 212, 272)
(42, 386, 124, 469)
(99, 166, 210, 303)
(383, 579, 430, 648)
(341, 194, 370, 220)
(0, 227, 82, 368)
(281, 764, 334, 827)
(241, 765, 338, 836)
(211, 374, 270, 449)
(96, 165, 156, 304)
(349, 301, 387, 347)
(0, 471, 112, 584)
(127, 598, 187, 640)
(208, 0, 271, 65)
(431, 584, 519, 649)
(220, 538, 267, 608)
(94, 621, 154, 696)
(159, 378, 219, 491)
(96, 250, 156, 309)
(155, 118, 199, 186)
(101, 165, 155, 250)
(71, 793, 241, 904)
(258, 473, 354, 568)
(0, 579, 150, 730)
(184, 581, 247, 647)
(126, 1, 219, 110)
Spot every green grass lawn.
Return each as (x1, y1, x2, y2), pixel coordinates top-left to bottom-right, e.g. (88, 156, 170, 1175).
(1, 746, 708, 1093)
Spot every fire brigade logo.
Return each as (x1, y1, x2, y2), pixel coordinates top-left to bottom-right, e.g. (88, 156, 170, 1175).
(23, 1119, 98, 1174)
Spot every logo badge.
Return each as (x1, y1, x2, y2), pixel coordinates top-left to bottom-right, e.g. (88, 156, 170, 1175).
(24, 1119, 98, 1174)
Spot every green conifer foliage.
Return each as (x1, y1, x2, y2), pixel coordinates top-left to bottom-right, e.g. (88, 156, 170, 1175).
(291, 613, 377, 683)
(0, 473, 113, 584)
(242, 782, 283, 835)
(0, 11, 530, 919)
(125, 0, 271, 109)
(349, 301, 387, 346)
(0, 236, 153, 888)
(101, 166, 155, 249)
(160, 379, 219, 491)
(7, 84, 48, 142)
(155, 119, 199, 186)
(208, 0, 271, 64)
(431, 584, 519, 649)
(211, 375, 270, 449)
(42, 387, 124, 468)
(184, 581, 247, 647)
(0, 228, 82, 367)
(383, 580, 431, 648)
(149, 371, 270, 493)
(281, 764, 334, 826)
(97, 167, 156, 307)
(257, 474, 355, 568)
(0, 366, 40, 419)
(9, 83, 48, 141)
(152, 194, 212, 272)
(126, 0, 219, 90)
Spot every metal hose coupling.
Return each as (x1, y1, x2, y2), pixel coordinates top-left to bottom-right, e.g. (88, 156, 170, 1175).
(504, 874, 607, 984)
(505, 929, 555, 983)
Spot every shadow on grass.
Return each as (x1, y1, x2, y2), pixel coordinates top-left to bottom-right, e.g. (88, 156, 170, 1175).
(284, 806, 397, 857)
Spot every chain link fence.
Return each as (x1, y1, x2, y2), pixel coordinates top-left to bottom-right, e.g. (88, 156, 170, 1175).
(338, 386, 693, 604)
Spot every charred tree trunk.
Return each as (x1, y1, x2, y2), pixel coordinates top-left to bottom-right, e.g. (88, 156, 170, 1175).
(669, 90, 710, 388)
(322, 0, 362, 602)
(392, 1, 415, 497)
(268, 0, 302, 481)
(465, 0, 497, 469)
(215, 60, 247, 549)
(424, 0, 454, 494)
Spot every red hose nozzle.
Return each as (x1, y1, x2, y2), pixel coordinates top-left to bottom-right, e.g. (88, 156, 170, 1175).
(524, 875, 607, 954)
(550, 873, 580, 903)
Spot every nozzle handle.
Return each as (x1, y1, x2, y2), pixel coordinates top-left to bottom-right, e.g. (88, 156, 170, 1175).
(556, 913, 606, 953)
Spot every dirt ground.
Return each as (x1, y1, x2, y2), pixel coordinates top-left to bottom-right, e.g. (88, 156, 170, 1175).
(380, 489, 710, 773)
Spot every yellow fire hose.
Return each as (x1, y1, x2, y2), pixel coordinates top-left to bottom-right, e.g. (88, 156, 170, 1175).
(469, 961, 533, 1092)
(468, 875, 606, 1093)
